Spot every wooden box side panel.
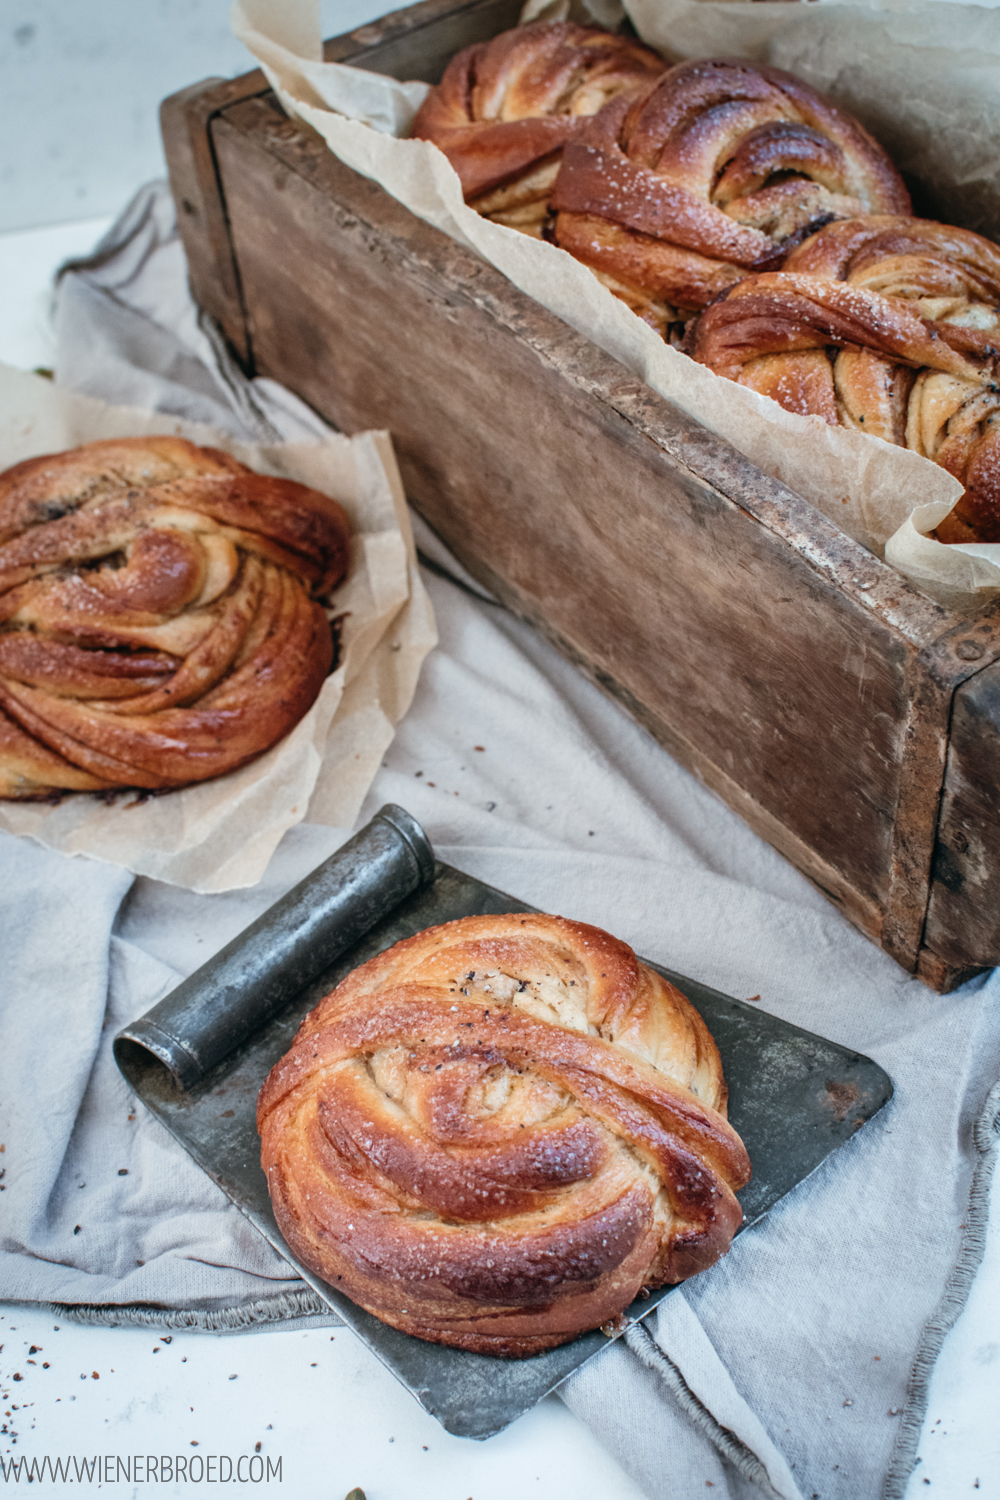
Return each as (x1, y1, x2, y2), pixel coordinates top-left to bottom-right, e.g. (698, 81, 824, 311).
(159, 0, 1000, 980)
(924, 660, 1000, 969)
(161, 74, 277, 365)
(324, 0, 525, 79)
(161, 0, 524, 366)
(209, 104, 930, 945)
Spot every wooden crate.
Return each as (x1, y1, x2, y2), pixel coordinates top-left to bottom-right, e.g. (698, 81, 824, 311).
(161, 0, 1000, 991)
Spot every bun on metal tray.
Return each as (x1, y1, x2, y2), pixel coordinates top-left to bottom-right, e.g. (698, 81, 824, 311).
(258, 911, 750, 1357)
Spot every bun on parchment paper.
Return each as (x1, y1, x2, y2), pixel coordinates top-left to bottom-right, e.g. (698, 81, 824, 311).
(551, 58, 911, 337)
(411, 21, 666, 238)
(0, 436, 350, 798)
(258, 912, 750, 1358)
(685, 216, 1000, 542)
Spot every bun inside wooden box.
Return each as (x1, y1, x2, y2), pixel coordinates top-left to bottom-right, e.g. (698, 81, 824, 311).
(162, 0, 1000, 990)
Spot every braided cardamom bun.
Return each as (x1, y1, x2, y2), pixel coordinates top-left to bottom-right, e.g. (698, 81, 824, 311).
(551, 58, 910, 335)
(0, 436, 349, 798)
(410, 22, 665, 238)
(685, 217, 1000, 541)
(258, 913, 750, 1357)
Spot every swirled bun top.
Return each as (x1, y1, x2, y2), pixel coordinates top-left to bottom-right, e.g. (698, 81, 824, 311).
(259, 912, 750, 1357)
(552, 57, 910, 318)
(411, 22, 666, 233)
(0, 436, 350, 798)
(784, 215, 1000, 309)
(685, 216, 1000, 541)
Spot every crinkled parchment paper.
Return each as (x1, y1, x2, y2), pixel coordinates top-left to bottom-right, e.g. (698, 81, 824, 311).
(232, 0, 1000, 605)
(0, 363, 437, 890)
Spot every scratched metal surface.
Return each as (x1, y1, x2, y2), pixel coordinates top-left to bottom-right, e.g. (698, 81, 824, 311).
(117, 861, 892, 1439)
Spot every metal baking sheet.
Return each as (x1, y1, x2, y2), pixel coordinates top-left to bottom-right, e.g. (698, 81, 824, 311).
(117, 858, 892, 1439)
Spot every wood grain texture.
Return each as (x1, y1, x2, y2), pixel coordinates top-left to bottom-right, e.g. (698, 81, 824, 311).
(161, 74, 270, 365)
(161, 0, 523, 366)
(325, 0, 525, 80)
(923, 646, 1000, 970)
(159, 0, 1000, 984)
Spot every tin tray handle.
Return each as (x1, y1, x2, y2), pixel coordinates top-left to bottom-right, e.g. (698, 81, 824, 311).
(113, 804, 434, 1091)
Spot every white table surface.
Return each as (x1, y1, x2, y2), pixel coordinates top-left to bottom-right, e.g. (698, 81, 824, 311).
(2, 218, 999, 1500)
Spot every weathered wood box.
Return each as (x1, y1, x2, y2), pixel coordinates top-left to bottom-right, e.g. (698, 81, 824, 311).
(162, 0, 1000, 991)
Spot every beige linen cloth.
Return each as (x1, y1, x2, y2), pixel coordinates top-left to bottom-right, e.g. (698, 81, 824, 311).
(2, 183, 1000, 1500)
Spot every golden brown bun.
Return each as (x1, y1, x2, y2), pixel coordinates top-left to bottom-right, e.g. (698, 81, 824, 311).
(0, 436, 350, 798)
(258, 913, 750, 1357)
(685, 217, 1000, 541)
(552, 58, 910, 330)
(411, 22, 665, 237)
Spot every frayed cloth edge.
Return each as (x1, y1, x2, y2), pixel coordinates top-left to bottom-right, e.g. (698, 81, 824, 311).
(623, 1321, 793, 1500)
(30, 1288, 341, 1334)
(881, 1074, 1000, 1500)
